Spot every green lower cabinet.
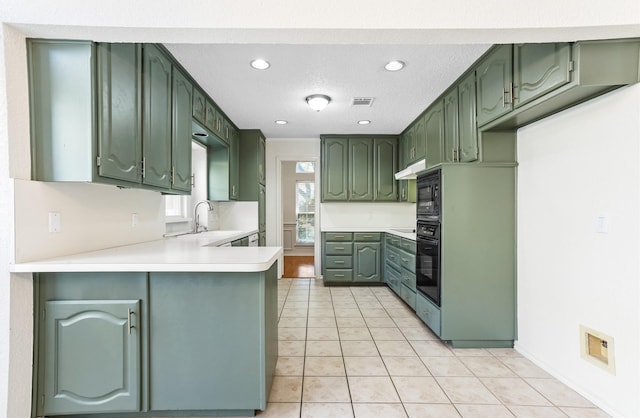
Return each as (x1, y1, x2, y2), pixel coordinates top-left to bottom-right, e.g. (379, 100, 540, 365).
(384, 233, 417, 310)
(354, 242, 381, 282)
(42, 299, 141, 415)
(323, 232, 383, 284)
(148, 267, 277, 412)
(416, 293, 441, 336)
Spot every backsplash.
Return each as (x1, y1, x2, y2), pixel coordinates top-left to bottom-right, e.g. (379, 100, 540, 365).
(12, 179, 165, 263)
(320, 202, 415, 230)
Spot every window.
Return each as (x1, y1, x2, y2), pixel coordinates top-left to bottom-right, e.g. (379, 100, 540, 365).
(296, 161, 315, 174)
(295, 181, 315, 244)
(165, 141, 207, 223)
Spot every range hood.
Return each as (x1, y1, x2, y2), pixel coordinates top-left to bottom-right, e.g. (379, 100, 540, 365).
(395, 159, 426, 180)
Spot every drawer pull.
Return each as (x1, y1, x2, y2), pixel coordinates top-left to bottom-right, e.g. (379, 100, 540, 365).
(335, 274, 345, 278)
(363, 235, 372, 238)
(335, 235, 344, 238)
(335, 246, 345, 250)
(401, 258, 409, 262)
(335, 261, 345, 264)
(421, 310, 429, 316)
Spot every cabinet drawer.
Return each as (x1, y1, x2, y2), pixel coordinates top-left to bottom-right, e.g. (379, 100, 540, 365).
(400, 269, 416, 290)
(384, 265, 402, 296)
(325, 242, 353, 255)
(324, 269, 353, 282)
(386, 247, 402, 270)
(398, 250, 415, 273)
(325, 255, 352, 269)
(399, 283, 416, 310)
(400, 238, 416, 253)
(416, 293, 441, 336)
(386, 234, 402, 248)
(325, 232, 353, 241)
(354, 232, 381, 242)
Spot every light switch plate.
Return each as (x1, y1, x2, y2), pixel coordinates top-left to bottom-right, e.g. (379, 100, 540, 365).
(48, 212, 61, 233)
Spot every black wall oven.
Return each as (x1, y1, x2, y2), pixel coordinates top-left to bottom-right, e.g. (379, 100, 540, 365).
(415, 220, 441, 306)
(416, 169, 440, 222)
(416, 169, 442, 306)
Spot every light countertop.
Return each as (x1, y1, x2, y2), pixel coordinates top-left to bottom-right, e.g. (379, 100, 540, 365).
(10, 229, 281, 273)
(321, 227, 416, 241)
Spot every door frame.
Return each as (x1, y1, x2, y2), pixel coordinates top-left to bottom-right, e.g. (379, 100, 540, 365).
(275, 156, 321, 278)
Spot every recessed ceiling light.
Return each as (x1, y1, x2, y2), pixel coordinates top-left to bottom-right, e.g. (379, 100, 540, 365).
(385, 60, 405, 71)
(250, 59, 270, 70)
(357, 120, 371, 125)
(275, 120, 288, 125)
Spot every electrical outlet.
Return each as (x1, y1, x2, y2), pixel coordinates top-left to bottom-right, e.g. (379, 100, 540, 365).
(132, 213, 139, 227)
(48, 212, 61, 233)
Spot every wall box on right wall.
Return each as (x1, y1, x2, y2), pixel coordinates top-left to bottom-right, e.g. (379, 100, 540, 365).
(580, 325, 616, 375)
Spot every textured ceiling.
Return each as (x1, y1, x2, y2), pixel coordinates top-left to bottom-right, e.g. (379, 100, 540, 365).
(164, 43, 492, 139)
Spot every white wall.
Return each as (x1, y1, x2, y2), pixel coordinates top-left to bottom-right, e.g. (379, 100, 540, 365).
(516, 84, 640, 417)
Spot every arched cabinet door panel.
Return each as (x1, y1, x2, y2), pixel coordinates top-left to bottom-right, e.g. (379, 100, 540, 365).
(42, 300, 141, 415)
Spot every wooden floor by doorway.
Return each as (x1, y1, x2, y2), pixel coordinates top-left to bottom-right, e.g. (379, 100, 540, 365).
(283, 256, 315, 278)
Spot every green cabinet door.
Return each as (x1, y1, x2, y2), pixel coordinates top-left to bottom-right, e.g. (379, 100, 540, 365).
(476, 44, 513, 126)
(96, 43, 142, 184)
(42, 300, 140, 415)
(424, 101, 444, 167)
(514, 43, 571, 108)
(192, 87, 206, 125)
(349, 137, 374, 201)
(321, 137, 349, 201)
(258, 182, 266, 237)
(228, 126, 239, 200)
(457, 71, 479, 162)
(413, 116, 426, 163)
(354, 242, 381, 282)
(443, 89, 458, 163)
(373, 137, 398, 201)
(204, 99, 217, 135)
(142, 44, 172, 189)
(171, 68, 193, 193)
(258, 133, 266, 185)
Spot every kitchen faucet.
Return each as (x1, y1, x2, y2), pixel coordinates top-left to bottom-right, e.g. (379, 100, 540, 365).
(193, 200, 213, 233)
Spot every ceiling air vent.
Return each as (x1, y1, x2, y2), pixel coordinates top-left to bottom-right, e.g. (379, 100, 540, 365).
(352, 97, 375, 107)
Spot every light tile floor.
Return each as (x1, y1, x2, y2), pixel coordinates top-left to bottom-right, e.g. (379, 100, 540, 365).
(255, 278, 611, 418)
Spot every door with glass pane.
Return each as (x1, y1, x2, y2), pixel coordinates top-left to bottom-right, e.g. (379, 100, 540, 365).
(296, 181, 315, 244)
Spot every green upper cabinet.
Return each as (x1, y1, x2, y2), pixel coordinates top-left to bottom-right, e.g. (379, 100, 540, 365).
(42, 300, 141, 415)
(513, 43, 571, 108)
(228, 125, 240, 200)
(171, 68, 193, 193)
(424, 101, 444, 167)
(349, 137, 374, 201)
(443, 88, 458, 164)
(258, 183, 266, 234)
(96, 43, 142, 184)
(373, 137, 398, 201)
(457, 71, 479, 162)
(443, 71, 478, 163)
(476, 44, 513, 127)
(321, 136, 349, 201)
(239, 129, 267, 242)
(321, 136, 398, 202)
(204, 99, 217, 134)
(401, 118, 426, 167)
(142, 44, 173, 189)
(192, 87, 206, 125)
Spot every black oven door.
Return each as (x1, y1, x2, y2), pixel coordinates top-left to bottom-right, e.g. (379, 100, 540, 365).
(416, 236, 441, 306)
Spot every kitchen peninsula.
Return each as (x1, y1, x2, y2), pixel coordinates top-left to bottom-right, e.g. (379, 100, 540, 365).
(12, 236, 281, 417)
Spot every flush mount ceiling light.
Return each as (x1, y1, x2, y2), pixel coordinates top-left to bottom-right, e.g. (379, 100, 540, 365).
(250, 59, 270, 70)
(306, 94, 331, 112)
(357, 120, 371, 125)
(275, 120, 288, 125)
(384, 60, 405, 71)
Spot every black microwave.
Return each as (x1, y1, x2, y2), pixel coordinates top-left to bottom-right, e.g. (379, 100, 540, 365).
(416, 170, 440, 221)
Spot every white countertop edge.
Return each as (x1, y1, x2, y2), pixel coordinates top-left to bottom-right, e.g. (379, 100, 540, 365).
(10, 245, 282, 273)
(321, 227, 416, 241)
